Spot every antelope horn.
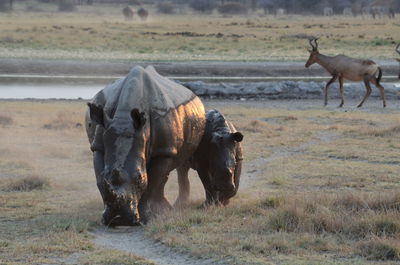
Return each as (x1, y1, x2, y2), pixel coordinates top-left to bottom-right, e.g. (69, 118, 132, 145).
(313, 38, 319, 50)
(309, 39, 316, 50)
(396, 43, 400, 55)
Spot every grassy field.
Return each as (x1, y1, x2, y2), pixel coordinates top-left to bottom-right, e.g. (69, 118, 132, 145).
(1, 99, 400, 264)
(0, 101, 153, 265)
(0, 2, 399, 61)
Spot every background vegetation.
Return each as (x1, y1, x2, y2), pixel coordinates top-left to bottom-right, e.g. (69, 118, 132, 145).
(0, 0, 399, 61)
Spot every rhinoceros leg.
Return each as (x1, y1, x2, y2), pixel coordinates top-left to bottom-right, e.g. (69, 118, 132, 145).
(197, 168, 218, 206)
(143, 157, 174, 216)
(93, 151, 106, 203)
(174, 162, 191, 207)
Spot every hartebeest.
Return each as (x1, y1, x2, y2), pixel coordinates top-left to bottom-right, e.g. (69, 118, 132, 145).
(396, 43, 400, 79)
(305, 38, 386, 108)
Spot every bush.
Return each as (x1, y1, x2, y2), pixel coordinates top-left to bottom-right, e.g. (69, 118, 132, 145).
(58, 0, 76, 12)
(157, 2, 174, 14)
(217, 2, 247, 15)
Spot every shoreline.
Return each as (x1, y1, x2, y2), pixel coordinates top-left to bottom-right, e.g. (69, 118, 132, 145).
(0, 58, 398, 78)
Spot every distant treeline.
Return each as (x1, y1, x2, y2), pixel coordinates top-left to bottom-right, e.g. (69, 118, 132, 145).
(2, 0, 400, 15)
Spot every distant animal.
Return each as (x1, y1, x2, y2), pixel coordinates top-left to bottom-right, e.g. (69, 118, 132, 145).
(137, 7, 149, 21)
(361, 6, 370, 17)
(343, 7, 353, 16)
(371, 5, 393, 19)
(305, 38, 386, 108)
(276, 8, 286, 16)
(323, 7, 333, 16)
(175, 109, 243, 207)
(122, 6, 134, 20)
(396, 43, 400, 79)
(85, 66, 206, 226)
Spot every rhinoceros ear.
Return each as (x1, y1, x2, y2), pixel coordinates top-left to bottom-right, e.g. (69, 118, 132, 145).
(131, 108, 146, 129)
(231, 132, 243, 142)
(87, 103, 104, 126)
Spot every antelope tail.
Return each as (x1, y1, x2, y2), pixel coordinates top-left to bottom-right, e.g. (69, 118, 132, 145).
(376, 67, 382, 85)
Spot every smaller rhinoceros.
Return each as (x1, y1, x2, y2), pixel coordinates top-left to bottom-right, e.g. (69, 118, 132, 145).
(175, 109, 243, 207)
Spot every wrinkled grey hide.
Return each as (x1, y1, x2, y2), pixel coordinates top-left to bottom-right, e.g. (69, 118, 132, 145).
(85, 66, 206, 226)
(175, 109, 243, 207)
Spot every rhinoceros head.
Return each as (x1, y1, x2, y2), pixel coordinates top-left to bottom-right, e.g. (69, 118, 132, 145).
(88, 103, 147, 226)
(209, 131, 243, 195)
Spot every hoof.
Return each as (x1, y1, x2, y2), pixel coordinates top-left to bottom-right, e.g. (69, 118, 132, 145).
(150, 198, 172, 214)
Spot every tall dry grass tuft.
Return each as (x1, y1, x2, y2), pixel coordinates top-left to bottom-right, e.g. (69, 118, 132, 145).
(357, 238, 400, 261)
(42, 112, 80, 130)
(361, 125, 400, 137)
(333, 192, 400, 212)
(4, 175, 50, 192)
(268, 206, 301, 232)
(242, 120, 266, 133)
(0, 114, 12, 126)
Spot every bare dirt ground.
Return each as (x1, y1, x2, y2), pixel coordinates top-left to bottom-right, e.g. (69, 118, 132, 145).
(0, 58, 398, 78)
(93, 227, 228, 265)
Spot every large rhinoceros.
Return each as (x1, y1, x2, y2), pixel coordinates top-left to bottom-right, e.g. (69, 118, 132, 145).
(85, 66, 205, 226)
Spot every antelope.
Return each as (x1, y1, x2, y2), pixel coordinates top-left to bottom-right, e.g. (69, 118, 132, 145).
(396, 43, 400, 79)
(305, 38, 386, 108)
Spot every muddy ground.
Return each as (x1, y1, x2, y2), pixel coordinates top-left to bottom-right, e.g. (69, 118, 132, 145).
(0, 58, 398, 78)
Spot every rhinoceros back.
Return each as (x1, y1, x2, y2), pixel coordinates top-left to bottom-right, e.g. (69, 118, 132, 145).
(86, 65, 205, 168)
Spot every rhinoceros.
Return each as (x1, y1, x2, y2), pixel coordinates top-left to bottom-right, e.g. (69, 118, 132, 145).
(85, 66, 205, 226)
(175, 109, 243, 207)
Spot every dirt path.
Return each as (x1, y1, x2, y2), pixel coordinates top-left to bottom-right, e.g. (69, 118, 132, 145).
(240, 131, 341, 189)
(92, 227, 228, 265)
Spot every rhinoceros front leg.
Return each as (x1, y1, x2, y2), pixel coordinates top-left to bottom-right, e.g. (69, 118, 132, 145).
(93, 151, 106, 202)
(174, 162, 191, 207)
(140, 157, 174, 221)
(197, 168, 218, 206)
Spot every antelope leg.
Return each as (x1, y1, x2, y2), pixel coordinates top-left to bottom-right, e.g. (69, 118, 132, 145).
(324, 74, 338, 106)
(370, 78, 386, 108)
(338, 75, 344, 107)
(358, 75, 372, 108)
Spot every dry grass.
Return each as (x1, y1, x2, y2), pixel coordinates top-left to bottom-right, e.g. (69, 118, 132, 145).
(3, 175, 50, 192)
(42, 112, 82, 130)
(0, 114, 12, 126)
(357, 239, 400, 261)
(360, 125, 400, 137)
(148, 99, 400, 264)
(0, 2, 399, 61)
(149, 192, 400, 264)
(1, 99, 400, 264)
